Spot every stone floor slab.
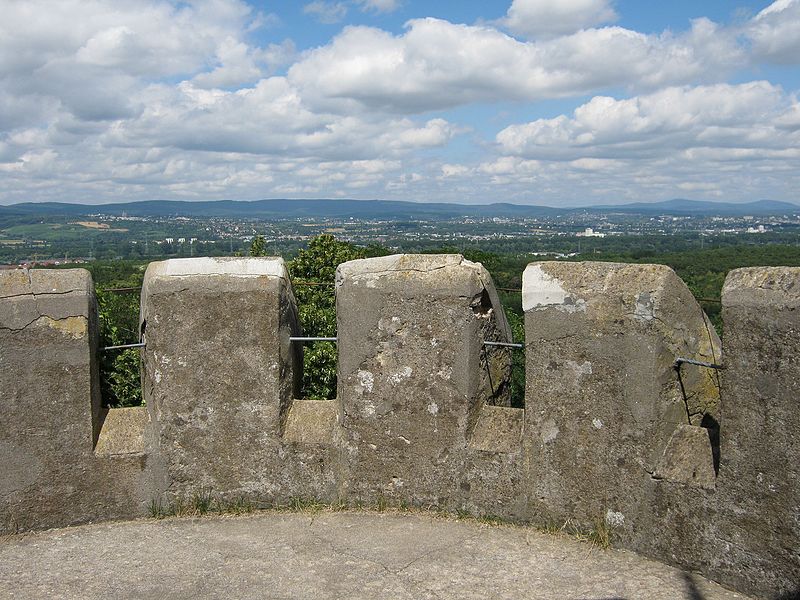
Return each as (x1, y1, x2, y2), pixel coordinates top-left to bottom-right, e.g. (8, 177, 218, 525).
(0, 511, 750, 600)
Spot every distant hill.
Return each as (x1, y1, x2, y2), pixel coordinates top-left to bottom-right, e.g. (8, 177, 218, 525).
(1, 198, 797, 220)
(585, 199, 800, 216)
(0, 199, 564, 219)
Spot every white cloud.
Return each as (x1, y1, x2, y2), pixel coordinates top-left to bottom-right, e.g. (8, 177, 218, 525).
(746, 0, 800, 64)
(303, 1, 348, 24)
(0, 0, 263, 127)
(496, 82, 797, 160)
(440, 164, 470, 178)
(355, 0, 401, 13)
(192, 39, 296, 89)
(474, 82, 800, 203)
(0, 0, 797, 206)
(502, 0, 617, 39)
(288, 18, 742, 114)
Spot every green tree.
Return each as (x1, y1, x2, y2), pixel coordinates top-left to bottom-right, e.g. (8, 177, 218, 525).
(288, 235, 374, 399)
(89, 262, 147, 407)
(250, 235, 267, 257)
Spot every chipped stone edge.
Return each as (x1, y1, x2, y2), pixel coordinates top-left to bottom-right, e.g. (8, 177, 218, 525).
(522, 263, 584, 313)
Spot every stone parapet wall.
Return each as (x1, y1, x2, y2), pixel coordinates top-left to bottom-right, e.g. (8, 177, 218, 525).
(714, 267, 800, 595)
(335, 254, 517, 509)
(0, 269, 148, 533)
(139, 257, 330, 504)
(0, 257, 797, 599)
(522, 261, 721, 535)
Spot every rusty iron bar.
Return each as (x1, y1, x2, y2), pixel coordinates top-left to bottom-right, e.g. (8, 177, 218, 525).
(674, 357, 725, 370)
(289, 337, 338, 342)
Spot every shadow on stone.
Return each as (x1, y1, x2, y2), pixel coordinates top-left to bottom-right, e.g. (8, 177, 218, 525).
(682, 572, 706, 600)
(700, 413, 720, 475)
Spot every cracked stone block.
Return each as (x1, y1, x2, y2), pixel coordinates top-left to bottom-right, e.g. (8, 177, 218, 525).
(336, 254, 514, 507)
(141, 257, 306, 502)
(1, 269, 146, 532)
(652, 424, 716, 488)
(1, 267, 99, 468)
(716, 267, 800, 597)
(522, 261, 721, 537)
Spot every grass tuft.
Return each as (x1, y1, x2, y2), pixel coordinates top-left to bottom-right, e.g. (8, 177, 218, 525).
(476, 514, 505, 526)
(145, 492, 612, 551)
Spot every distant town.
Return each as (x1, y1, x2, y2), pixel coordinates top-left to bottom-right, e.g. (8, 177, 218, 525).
(2, 199, 799, 266)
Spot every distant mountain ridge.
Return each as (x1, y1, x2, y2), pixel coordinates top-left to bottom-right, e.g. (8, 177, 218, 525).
(1, 198, 797, 219)
(589, 199, 799, 216)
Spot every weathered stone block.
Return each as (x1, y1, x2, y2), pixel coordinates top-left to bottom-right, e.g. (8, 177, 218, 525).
(336, 254, 515, 507)
(522, 262, 721, 537)
(95, 407, 148, 457)
(0, 269, 147, 532)
(284, 400, 337, 446)
(140, 257, 335, 503)
(468, 405, 523, 454)
(652, 424, 716, 489)
(715, 267, 800, 598)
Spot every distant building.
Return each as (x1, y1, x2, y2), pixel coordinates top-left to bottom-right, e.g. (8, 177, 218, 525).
(165, 238, 174, 244)
(577, 227, 606, 238)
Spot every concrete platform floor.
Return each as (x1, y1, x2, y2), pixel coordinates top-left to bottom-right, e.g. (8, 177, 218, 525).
(0, 511, 751, 600)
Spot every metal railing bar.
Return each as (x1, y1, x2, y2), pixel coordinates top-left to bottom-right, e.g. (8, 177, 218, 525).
(102, 342, 146, 351)
(484, 341, 524, 349)
(675, 357, 725, 370)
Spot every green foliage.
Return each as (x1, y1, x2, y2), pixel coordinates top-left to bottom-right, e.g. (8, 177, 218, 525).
(96, 291, 142, 407)
(250, 235, 267, 257)
(289, 235, 373, 399)
(90, 261, 147, 407)
(503, 310, 526, 408)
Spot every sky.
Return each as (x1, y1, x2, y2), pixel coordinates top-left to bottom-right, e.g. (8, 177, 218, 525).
(1, 0, 799, 207)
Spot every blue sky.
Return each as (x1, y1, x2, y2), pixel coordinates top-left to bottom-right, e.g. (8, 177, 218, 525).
(0, 0, 798, 206)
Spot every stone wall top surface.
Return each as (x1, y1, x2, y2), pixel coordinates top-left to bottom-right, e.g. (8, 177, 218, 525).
(337, 254, 491, 293)
(0, 268, 92, 298)
(338, 253, 467, 277)
(522, 261, 681, 316)
(145, 257, 287, 279)
(722, 266, 800, 308)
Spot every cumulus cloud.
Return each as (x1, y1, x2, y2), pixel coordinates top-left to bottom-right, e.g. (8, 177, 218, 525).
(355, 0, 402, 13)
(192, 39, 296, 89)
(746, 0, 800, 64)
(468, 82, 800, 203)
(495, 82, 798, 160)
(287, 18, 743, 114)
(0, 0, 264, 128)
(303, 1, 348, 24)
(502, 0, 617, 39)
